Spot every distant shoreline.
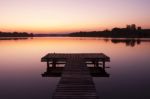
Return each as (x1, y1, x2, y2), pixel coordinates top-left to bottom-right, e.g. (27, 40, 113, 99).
(1, 25, 150, 38)
(33, 30, 150, 38)
(34, 25, 150, 38)
(68, 29, 150, 38)
(0, 32, 33, 37)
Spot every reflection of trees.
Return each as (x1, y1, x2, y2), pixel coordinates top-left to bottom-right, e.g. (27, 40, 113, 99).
(103, 38, 109, 42)
(0, 37, 31, 40)
(111, 39, 141, 47)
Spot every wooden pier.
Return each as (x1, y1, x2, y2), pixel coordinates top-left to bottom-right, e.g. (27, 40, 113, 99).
(41, 53, 110, 99)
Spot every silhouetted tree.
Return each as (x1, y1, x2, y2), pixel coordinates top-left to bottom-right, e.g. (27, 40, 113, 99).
(69, 25, 150, 38)
(0, 31, 34, 37)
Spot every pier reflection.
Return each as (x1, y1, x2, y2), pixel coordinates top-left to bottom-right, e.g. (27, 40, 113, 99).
(42, 60, 110, 77)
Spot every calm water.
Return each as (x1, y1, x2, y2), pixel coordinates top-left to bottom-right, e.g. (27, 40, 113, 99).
(0, 37, 150, 99)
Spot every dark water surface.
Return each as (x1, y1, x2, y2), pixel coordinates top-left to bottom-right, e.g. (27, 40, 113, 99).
(0, 37, 150, 99)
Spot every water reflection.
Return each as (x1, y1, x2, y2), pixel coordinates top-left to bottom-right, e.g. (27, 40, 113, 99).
(0, 37, 150, 47)
(0, 37, 150, 99)
(0, 37, 32, 40)
(102, 38, 150, 47)
(111, 39, 141, 47)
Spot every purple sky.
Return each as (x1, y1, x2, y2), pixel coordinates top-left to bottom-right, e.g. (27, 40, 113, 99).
(0, 0, 150, 33)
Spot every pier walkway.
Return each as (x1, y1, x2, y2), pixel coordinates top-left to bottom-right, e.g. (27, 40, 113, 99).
(41, 53, 110, 99)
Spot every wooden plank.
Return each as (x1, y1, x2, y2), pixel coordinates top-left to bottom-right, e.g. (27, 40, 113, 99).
(41, 53, 110, 62)
(52, 55, 99, 99)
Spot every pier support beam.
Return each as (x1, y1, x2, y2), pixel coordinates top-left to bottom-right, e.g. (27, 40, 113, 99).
(102, 60, 105, 70)
(92, 59, 99, 67)
(95, 61, 99, 67)
(52, 59, 56, 68)
(47, 61, 50, 68)
(46, 61, 50, 71)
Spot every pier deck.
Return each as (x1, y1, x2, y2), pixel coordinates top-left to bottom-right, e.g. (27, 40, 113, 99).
(41, 53, 110, 99)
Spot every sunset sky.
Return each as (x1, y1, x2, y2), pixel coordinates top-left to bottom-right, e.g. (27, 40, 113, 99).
(0, 0, 150, 33)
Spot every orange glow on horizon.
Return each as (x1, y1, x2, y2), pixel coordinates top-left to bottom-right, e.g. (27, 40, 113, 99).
(2, 23, 149, 34)
(0, 0, 150, 34)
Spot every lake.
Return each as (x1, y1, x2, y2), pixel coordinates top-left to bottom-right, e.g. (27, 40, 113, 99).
(0, 37, 150, 99)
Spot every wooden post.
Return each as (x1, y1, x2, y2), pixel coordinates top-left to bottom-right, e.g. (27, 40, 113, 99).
(47, 61, 50, 68)
(47, 60, 50, 71)
(95, 61, 99, 67)
(52, 59, 56, 68)
(92, 60, 96, 67)
(94, 59, 99, 67)
(102, 60, 105, 70)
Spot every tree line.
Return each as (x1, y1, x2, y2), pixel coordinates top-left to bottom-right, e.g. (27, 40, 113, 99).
(0, 31, 33, 37)
(69, 25, 150, 38)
